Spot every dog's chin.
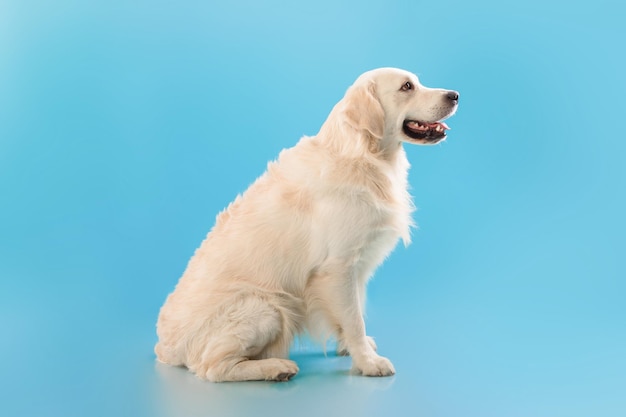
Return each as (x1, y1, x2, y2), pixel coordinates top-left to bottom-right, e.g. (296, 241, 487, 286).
(402, 120, 449, 145)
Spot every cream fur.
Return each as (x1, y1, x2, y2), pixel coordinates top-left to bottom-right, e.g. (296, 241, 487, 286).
(155, 67, 458, 382)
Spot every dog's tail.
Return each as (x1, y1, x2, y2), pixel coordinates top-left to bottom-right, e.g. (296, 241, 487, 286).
(154, 338, 186, 366)
(154, 342, 166, 363)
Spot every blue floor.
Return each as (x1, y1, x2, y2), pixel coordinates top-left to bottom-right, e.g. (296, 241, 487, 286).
(1, 1, 625, 416)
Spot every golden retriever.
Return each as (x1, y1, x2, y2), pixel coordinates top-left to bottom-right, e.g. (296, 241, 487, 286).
(155, 67, 459, 382)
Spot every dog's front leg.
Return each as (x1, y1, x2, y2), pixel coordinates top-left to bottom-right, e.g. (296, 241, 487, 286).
(339, 290, 395, 377)
(308, 266, 395, 376)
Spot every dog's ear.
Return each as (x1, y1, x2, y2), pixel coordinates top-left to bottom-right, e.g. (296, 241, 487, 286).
(343, 80, 385, 140)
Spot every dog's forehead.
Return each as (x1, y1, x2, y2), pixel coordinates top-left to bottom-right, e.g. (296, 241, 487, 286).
(355, 68, 416, 84)
(362, 68, 420, 89)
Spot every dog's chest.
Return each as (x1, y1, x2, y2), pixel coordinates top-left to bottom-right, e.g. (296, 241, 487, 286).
(311, 176, 412, 257)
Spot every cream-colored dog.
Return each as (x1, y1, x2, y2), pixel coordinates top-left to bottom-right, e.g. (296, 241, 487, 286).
(155, 67, 459, 382)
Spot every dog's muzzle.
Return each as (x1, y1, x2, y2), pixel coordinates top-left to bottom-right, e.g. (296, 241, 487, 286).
(402, 120, 449, 142)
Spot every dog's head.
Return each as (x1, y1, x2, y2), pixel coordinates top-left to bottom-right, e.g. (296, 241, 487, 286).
(343, 68, 459, 147)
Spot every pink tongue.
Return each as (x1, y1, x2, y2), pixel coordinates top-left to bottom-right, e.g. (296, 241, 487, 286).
(429, 122, 450, 130)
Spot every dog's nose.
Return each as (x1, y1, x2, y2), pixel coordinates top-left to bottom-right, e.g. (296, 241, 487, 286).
(446, 90, 459, 102)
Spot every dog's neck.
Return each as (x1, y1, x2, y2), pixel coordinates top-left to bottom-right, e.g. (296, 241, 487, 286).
(317, 105, 406, 165)
(377, 133, 406, 162)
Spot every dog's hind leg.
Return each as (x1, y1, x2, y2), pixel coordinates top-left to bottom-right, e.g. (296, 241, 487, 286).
(189, 291, 299, 382)
(207, 357, 299, 382)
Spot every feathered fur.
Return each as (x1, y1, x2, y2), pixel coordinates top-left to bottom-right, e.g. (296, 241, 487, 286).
(155, 67, 458, 381)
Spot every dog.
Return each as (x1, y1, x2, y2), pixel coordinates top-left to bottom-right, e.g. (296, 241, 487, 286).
(155, 67, 459, 382)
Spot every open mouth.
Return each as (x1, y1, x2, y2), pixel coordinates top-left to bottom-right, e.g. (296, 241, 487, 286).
(403, 120, 449, 142)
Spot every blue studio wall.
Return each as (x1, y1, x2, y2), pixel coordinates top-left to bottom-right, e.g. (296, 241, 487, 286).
(1, 1, 624, 416)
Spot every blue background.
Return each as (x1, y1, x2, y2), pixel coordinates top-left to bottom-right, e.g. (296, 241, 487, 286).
(1, 1, 625, 416)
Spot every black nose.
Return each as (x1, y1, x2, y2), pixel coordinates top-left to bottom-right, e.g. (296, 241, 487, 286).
(446, 90, 459, 102)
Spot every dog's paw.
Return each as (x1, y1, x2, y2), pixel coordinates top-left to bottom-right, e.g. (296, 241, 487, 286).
(265, 358, 299, 382)
(337, 336, 377, 356)
(352, 354, 395, 377)
(337, 339, 350, 356)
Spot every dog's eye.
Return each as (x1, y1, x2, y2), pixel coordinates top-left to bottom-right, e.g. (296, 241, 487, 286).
(400, 81, 413, 91)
